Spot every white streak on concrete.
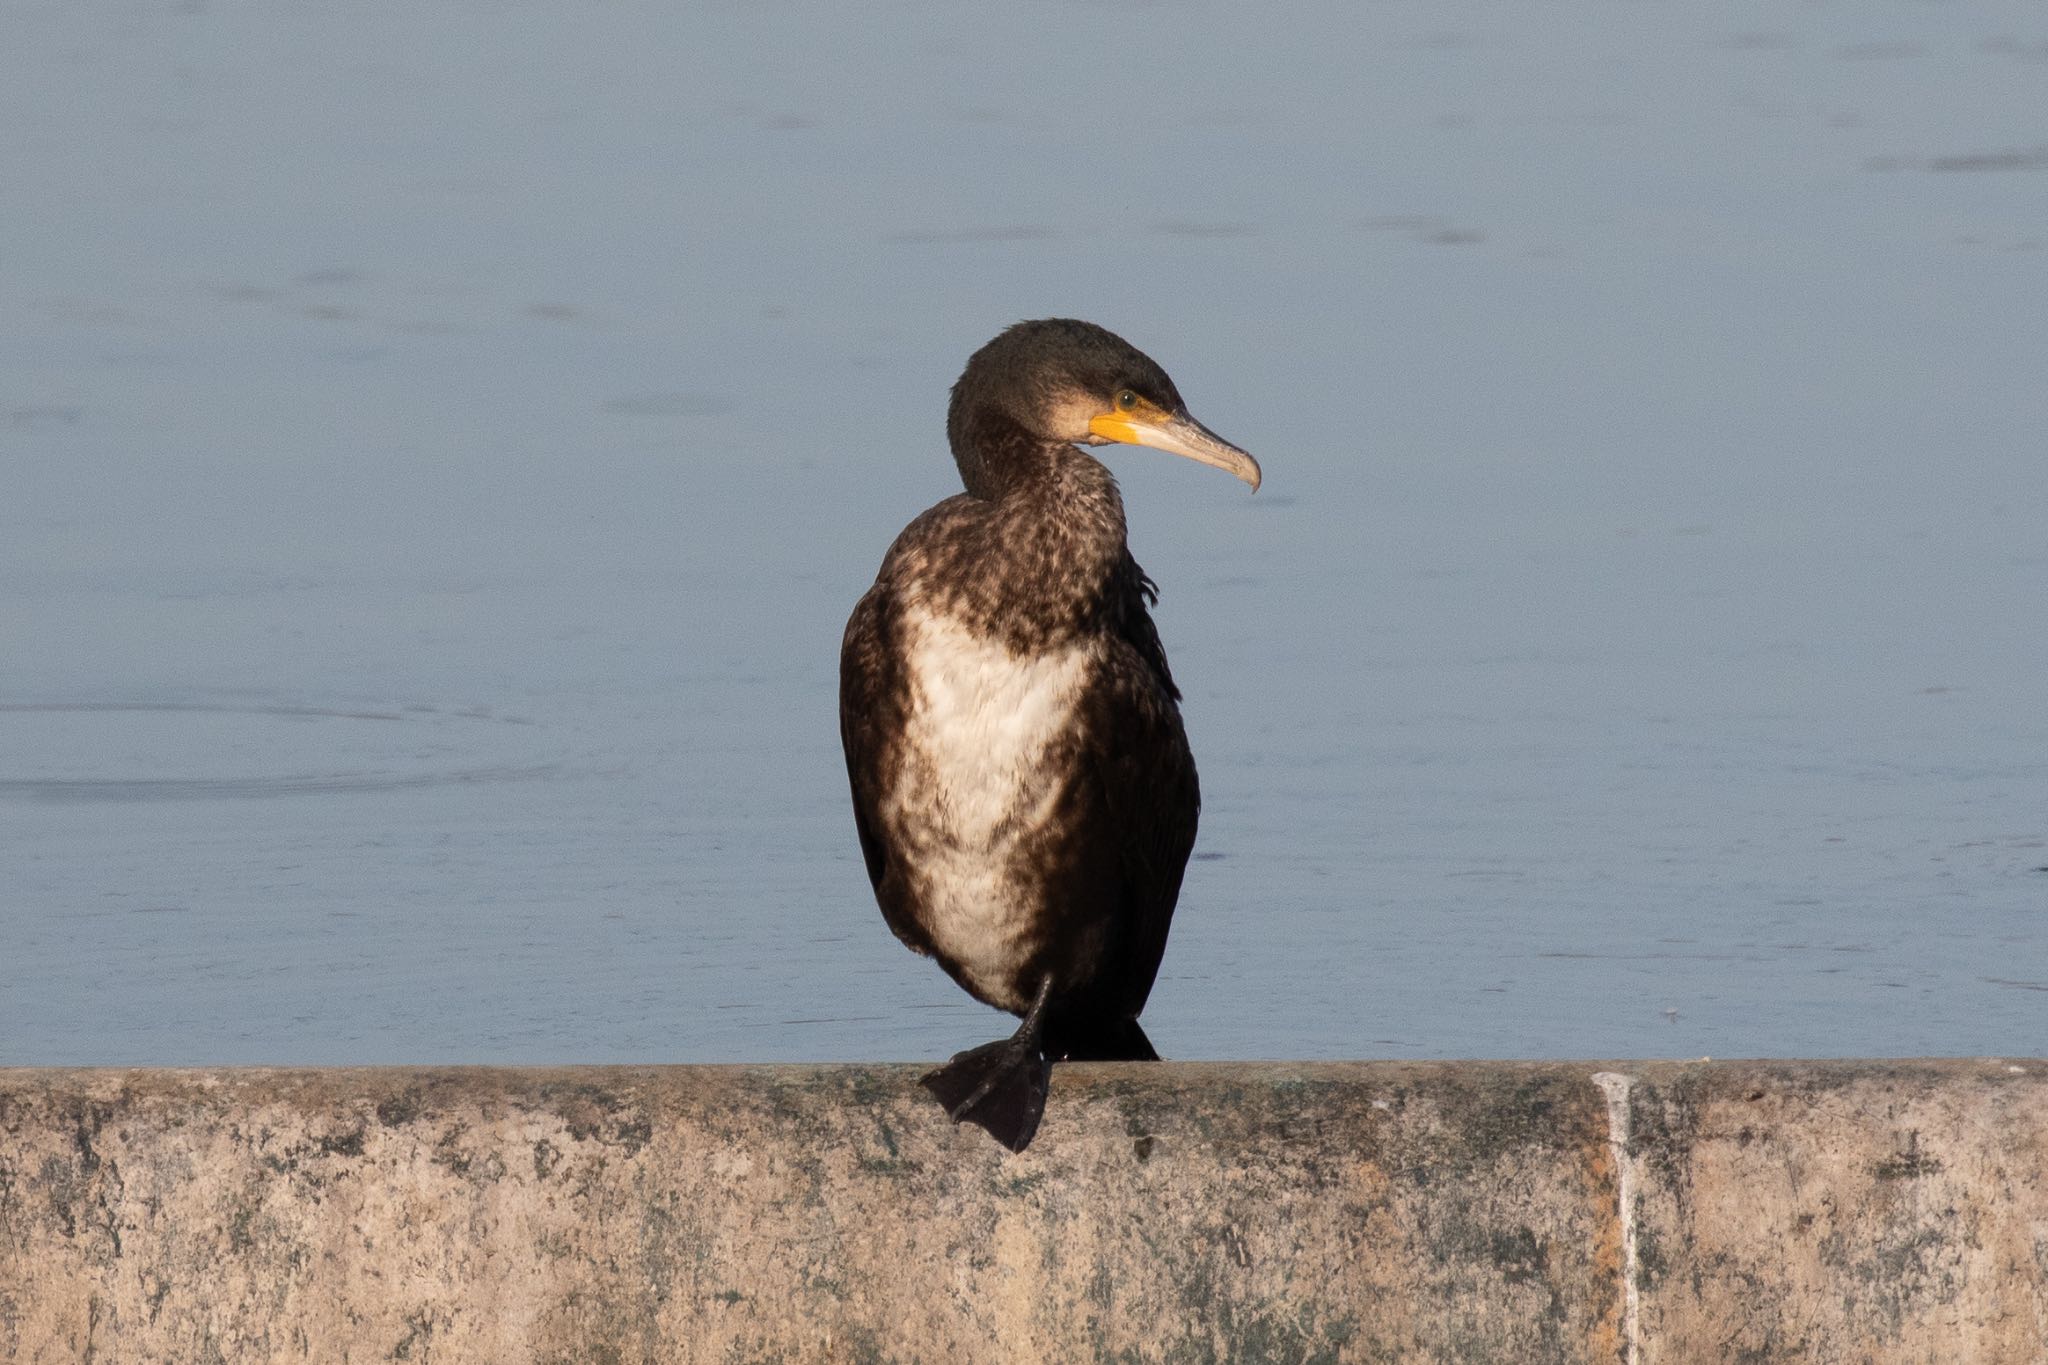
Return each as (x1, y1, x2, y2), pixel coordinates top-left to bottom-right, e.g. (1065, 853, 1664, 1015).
(1592, 1071, 1642, 1365)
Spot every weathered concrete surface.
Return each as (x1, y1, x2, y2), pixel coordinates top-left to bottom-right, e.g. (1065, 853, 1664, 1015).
(0, 1062, 2041, 1364)
(1610, 1061, 2048, 1365)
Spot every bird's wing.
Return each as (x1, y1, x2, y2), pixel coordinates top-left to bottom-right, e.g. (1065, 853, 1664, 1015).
(1083, 556, 1202, 1017)
(838, 583, 898, 897)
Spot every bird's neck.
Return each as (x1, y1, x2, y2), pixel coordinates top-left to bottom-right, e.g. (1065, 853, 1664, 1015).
(996, 442, 1128, 583)
(927, 440, 1131, 649)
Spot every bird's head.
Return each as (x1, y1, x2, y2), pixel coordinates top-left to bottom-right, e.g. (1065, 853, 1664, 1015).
(947, 318, 1261, 498)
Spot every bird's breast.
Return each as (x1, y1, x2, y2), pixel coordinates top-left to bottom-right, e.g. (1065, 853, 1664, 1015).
(883, 602, 1095, 1007)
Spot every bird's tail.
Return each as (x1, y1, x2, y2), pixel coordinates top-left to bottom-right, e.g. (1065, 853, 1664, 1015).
(1053, 1016, 1160, 1062)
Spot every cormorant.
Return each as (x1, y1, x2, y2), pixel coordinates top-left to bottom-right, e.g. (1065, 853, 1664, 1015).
(839, 319, 1260, 1151)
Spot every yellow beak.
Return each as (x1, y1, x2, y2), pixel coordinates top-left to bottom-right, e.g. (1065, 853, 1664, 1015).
(1087, 406, 1262, 492)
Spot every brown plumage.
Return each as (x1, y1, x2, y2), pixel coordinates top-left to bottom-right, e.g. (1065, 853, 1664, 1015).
(839, 319, 1260, 1151)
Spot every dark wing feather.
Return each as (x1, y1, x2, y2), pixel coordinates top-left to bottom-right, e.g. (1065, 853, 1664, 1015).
(1085, 554, 1201, 1020)
(839, 582, 935, 956)
(1118, 558, 1180, 701)
(838, 585, 891, 893)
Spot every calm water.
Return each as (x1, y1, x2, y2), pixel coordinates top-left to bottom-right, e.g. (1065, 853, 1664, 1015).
(3, 1, 2044, 1066)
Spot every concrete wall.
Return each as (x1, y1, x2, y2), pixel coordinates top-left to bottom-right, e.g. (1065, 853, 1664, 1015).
(1, 1061, 2043, 1363)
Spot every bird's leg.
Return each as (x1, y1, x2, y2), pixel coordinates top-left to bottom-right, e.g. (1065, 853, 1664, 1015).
(945, 974, 1053, 1116)
(920, 975, 1056, 1153)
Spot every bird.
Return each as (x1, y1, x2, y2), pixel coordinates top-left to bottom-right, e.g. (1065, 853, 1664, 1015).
(838, 318, 1260, 1152)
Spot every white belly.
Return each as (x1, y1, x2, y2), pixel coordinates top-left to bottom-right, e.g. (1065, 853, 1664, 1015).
(886, 604, 1092, 1006)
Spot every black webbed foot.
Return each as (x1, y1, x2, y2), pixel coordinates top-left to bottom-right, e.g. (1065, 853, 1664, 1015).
(922, 974, 1057, 1152)
(921, 1037, 1053, 1153)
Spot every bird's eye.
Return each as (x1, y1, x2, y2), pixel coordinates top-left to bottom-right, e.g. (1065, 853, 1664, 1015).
(1116, 390, 1138, 411)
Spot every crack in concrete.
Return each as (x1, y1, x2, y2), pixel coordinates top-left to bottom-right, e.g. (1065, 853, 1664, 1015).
(1592, 1071, 1642, 1365)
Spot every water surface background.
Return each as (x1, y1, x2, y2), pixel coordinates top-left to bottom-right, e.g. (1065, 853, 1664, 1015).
(4, 0, 2044, 1065)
